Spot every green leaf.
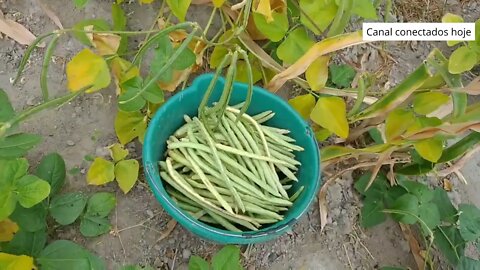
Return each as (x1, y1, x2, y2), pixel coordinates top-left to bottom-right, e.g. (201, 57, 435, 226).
(306, 56, 330, 91)
(74, 0, 89, 8)
(119, 77, 147, 112)
(49, 192, 88, 225)
(165, 0, 191, 22)
(253, 11, 289, 42)
(418, 202, 441, 234)
(72, 19, 110, 46)
(299, 0, 338, 34)
(384, 186, 408, 208)
(80, 215, 111, 237)
(329, 64, 356, 88)
(211, 245, 242, 270)
(35, 153, 66, 195)
(150, 35, 174, 82)
(114, 110, 147, 145)
(361, 197, 386, 228)
(189, 255, 209, 270)
(14, 175, 50, 208)
(3, 229, 46, 257)
(459, 204, 480, 241)
(354, 172, 388, 199)
(434, 226, 465, 266)
(448, 46, 477, 74)
(85, 192, 116, 217)
(442, 13, 464, 46)
(310, 96, 349, 138)
(413, 92, 450, 115)
(413, 137, 443, 163)
(391, 194, 419, 224)
(0, 159, 29, 220)
(121, 266, 154, 270)
(235, 60, 263, 84)
(112, 3, 128, 54)
(115, 159, 139, 194)
(368, 128, 384, 144)
(0, 133, 42, 158)
(288, 94, 316, 120)
(439, 132, 480, 163)
(173, 47, 196, 70)
(37, 240, 106, 270)
(0, 89, 14, 123)
(431, 188, 457, 223)
(352, 0, 377, 19)
(141, 81, 164, 104)
(276, 28, 315, 65)
(385, 108, 415, 142)
(9, 203, 47, 232)
(397, 179, 433, 203)
(458, 256, 480, 270)
(87, 158, 115, 186)
(396, 162, 435, 175)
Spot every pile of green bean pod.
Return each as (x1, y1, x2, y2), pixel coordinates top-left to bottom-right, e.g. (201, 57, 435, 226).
(159, 103, 305, 232)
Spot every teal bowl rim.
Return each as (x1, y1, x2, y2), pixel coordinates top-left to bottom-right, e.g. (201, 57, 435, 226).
(143, 74, 321, 244)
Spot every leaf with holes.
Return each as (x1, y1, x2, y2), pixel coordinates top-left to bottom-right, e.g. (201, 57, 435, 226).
(86, 158, 115, 186)
(35, 153, 66, 196)
(85, 192, 116, 218)
(80, 215, 111, 237)
(49, 192, 88, 225)
(310, 96, 349, 138)
(288, 94, 316, 120)
(115, 159, 139, 194)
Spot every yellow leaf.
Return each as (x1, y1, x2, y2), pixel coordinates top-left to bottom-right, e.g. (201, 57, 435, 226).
(310, 96, 349, 138)
(385, 108, 415, 142)
(313, 125, 332, 141)
(305, 56, 330, 91)
(87, 158, 115, 185)
(414, 137, 443, 162)
(85, 26, 121, 56)
(212, 0, 225, 7)
(115, 110, 147, 145)
(0, 253, 36, 270)
(442, 13, 464, 46)
(115, 159, 139, 194)
(413, 92, 450, 115)
(267, 31, 366, 92)
(107, 143, 129, 163)
(110, 57, 140, 95)
(66, 48, 111, 93)
(139, 0, 154, 3)
(0, 219, 18, 242)
(158, 69, 192, 92)
(288, 94, 315, 119)
(255, 0, 273, 22)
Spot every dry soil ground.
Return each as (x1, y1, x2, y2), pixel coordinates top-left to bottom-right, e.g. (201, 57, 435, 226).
(1, 0, 480, 269)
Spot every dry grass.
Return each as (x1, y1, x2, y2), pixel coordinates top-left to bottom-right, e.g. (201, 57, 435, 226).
(395, 0, 446, 22)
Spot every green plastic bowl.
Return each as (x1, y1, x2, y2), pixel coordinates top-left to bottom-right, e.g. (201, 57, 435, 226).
(143, 74, 321, 244)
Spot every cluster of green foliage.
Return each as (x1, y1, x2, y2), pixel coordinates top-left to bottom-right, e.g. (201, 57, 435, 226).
(357, 172, 480, 269)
